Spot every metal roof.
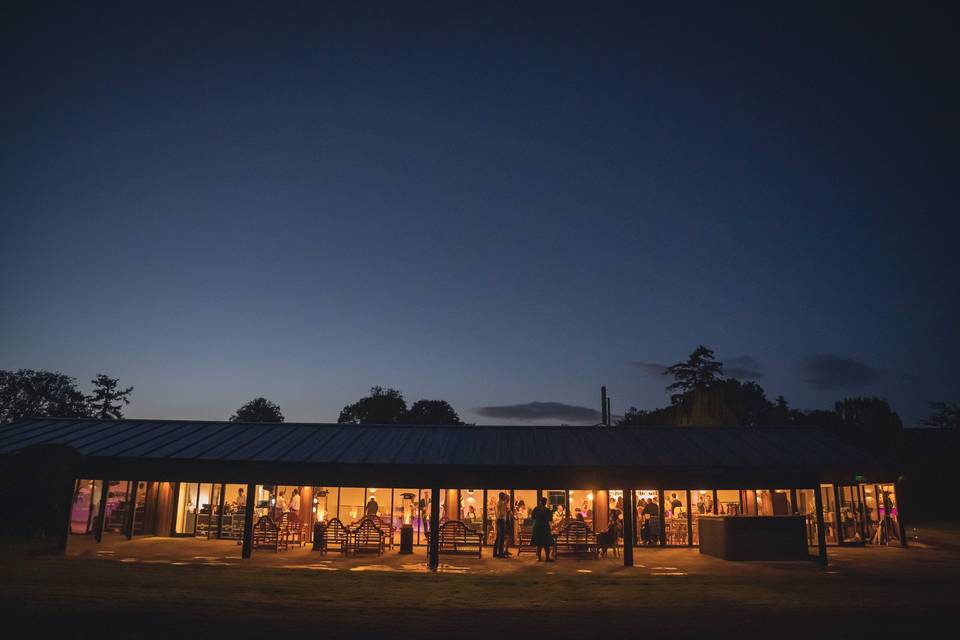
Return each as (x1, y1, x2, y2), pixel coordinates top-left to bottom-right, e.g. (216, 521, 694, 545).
(0, 417, 883, 469)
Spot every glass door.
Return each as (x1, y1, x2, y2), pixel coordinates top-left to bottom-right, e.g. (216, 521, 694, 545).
(174, 482, 201, 535)
(839, 485, 866, 545)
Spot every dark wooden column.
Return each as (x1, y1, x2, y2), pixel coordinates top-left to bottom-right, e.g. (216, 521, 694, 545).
(657, 489, 666, 546)
(814, 485, 828, 566)
(622, 489, 635, 567)
(711, 489, 719, 515)
(241, 482, 256, 559)
(482, 489, 488, 542)
(593, 489, 608, 533)
(445, 488, 459, 522)
(790, 489, 799, 515)
(60, 479, 80, 553)
(94, 480, 109, 543)
(428, 487, 440, 571)
(894, 480, 908, 548)
(833, 484, 844, 545)
(299, 486, 313, 542)
(124, 480, 138, 540)
(686, 489, 693, 547)
(215, 484, 226, 539)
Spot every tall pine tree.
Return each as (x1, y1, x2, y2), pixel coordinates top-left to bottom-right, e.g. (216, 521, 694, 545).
(87, 374, 134, 419)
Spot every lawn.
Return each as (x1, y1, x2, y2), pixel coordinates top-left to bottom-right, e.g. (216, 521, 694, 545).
(2, 534, 958, 639)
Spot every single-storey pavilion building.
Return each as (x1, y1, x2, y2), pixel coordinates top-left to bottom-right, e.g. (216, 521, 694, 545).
(0, 418, 905, 567)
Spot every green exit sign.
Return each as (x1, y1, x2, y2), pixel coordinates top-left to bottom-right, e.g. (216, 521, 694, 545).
(854, 474, 865, 482)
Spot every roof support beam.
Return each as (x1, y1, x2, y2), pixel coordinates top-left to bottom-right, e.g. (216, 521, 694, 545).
(622, 489, 634, 566)
(241, 482, 255, 559)
(428, 486, 440, 571)
(814, 485, 828, 566)
(94, 479, 109, 543)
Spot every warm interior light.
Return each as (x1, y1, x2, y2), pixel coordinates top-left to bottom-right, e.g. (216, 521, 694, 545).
(586, 492, 594, 501)
(369, 488, 377, 493)
(699, 490, 706, 494)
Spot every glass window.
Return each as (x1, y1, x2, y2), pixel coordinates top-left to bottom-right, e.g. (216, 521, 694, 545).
(820, 484, 838, 544)
(664, 490, 688, 545)
(71, 479, 101, 534)
(716, 490, 740, 515)
(796, 489, 818, 545)
(131, 480, 148, 535)
(635, 489, 658, 544)
(876, 484, 900, 544)
(338, 487, 365, 525)
(691, 489, 712, 544)
(512, 489, 537, 547)
(174, 483, 200, 534)
(194, 483, 216, 537)
(313, 487, 338, 523)
(220, 484, 246, 539)
(568, 489, 594, 529)
(102, 480, 131, 534)
(839, 485, 865, 543)
(545, 489, 566, 523)
(460, 489, 482, 533)
(392, 488, 417, 546)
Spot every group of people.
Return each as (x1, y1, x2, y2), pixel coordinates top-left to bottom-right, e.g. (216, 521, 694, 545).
(492, 493, 557, 561)
(269, 488, 302, 522)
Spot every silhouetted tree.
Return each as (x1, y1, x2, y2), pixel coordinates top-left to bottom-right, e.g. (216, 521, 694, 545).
(833, 397, 903, 440)
(771, 395, 794, 424)
(405, 399, 464, 425)
(87, 374, 134, 419)
(665, 345, 724, 403)
(617, 406, 676, 426)
(338, 386, 408, 424)
(921, 402, 959, 429)
(230, 397, 284, 423)
(0, 369, 89, 424)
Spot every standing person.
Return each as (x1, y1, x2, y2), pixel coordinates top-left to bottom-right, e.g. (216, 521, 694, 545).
(277, 490, 289, 514)
(493, 492, 508, 558)
(531, 497, 555, 562)
(365, 495, 379, 516)
(289, 488, 301, 522)
(234, 487, 245, 510)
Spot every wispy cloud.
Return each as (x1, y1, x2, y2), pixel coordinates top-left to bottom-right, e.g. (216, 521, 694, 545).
(799, 354, 883, 390)
(474, 402, 601, 423)
(633, 355, 763, 380)
(632, 361, 669, 378)
(725, 355, 764, 379)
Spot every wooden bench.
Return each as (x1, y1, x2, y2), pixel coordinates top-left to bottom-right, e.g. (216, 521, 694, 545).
(321, 518, 350, 555)
(252, 515, 286, 552)
(516, 521, 537, 556)
(426, 520, 483, 558)
(554, 520, 599, 559)
(352, 516, 386, 555)
(276, 512, 308, 548)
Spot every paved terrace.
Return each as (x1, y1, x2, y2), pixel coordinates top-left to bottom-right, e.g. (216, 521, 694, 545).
(67, 533, 929, 578)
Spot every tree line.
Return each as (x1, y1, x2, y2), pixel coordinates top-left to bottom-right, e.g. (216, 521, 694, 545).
(2, 357, 956, 430)
(618, 345, 959, 436)
(229, 386, 463, 425)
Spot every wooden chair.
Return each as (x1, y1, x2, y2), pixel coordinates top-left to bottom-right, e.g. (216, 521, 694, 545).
(555, 520, 600, 559)
(352, 517, 386, 555)
(252, 515, 285, 552)
(322, 518, 350, 555)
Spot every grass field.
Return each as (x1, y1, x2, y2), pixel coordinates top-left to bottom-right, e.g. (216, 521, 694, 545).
(2, 526, 958, 639)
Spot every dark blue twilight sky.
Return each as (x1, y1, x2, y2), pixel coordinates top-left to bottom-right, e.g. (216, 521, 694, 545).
(1, 4, 957, 426)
